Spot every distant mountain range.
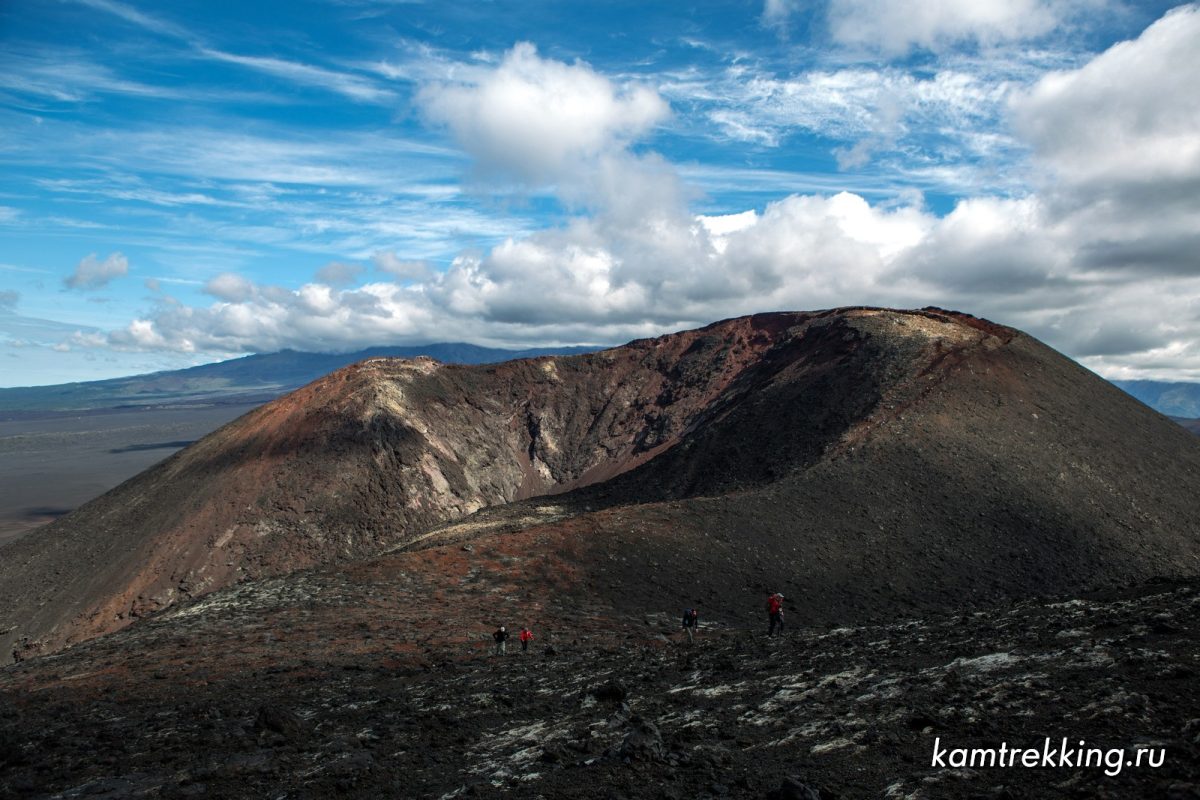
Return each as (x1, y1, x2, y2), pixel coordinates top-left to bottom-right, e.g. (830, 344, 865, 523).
(1111, 380, 1200, 418)
(1172, 416, 1200, 434)
(0, 343, 599, 415)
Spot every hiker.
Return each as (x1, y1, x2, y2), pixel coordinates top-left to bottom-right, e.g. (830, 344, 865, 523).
(493, 625, 509, 656)
(519, 627, 534, 652)
(767, 592, 785, 637)
(681, 608, 699, 644)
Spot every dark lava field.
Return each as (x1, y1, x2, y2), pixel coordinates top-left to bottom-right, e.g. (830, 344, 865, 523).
(1, 580, 1197, 799)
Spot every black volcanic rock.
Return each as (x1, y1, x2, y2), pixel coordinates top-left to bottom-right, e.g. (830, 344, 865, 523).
(617, 716, 667, 762)
(591, 680, 629, 703)
(254, 705, 308, 740)
(768, 777, 824, 800)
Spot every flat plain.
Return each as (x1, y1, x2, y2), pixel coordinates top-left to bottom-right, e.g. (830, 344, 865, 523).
(0, 404, 258, 546)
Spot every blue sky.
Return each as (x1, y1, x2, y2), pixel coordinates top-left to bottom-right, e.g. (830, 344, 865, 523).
(1, 0, 1197, 386)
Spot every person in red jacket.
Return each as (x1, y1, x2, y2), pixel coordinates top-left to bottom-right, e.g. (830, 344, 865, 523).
(519, 627, 534, 653)
(767, 592, 785, 637)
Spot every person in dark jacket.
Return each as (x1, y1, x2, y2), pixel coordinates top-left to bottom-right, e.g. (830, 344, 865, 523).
(493, 625, 509, 655)
(767, 593, 785, 637)
(681, 608, 699, 644)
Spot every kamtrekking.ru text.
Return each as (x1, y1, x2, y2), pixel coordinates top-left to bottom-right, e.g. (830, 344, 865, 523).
(931, 737, 1165, 777)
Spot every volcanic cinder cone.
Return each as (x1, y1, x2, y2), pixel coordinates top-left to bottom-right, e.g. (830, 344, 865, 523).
(2, 307, 1199, 658)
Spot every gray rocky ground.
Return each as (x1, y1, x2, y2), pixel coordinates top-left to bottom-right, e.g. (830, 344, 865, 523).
(2, 579, 1196, 799)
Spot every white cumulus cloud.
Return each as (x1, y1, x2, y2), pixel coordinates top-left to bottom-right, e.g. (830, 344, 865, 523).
(418, 42, 669, 183)
(1012, 4, 1200, 278)
(314, 261, 364, 287)
(64, 252, 128, 290)
(203, 272, 255, 303)
(372, 251, 432, 282)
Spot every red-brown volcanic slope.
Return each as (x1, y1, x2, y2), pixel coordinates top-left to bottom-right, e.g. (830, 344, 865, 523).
(3, 307, 1200, 662)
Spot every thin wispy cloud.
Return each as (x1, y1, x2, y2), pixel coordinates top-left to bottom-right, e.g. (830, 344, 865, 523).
(71, 0, 396, 104)
(69, 0, 173, 38)
(0, 53, 184, 102)
(74, 0, 194, 39)
(197, 48, 397, 104)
